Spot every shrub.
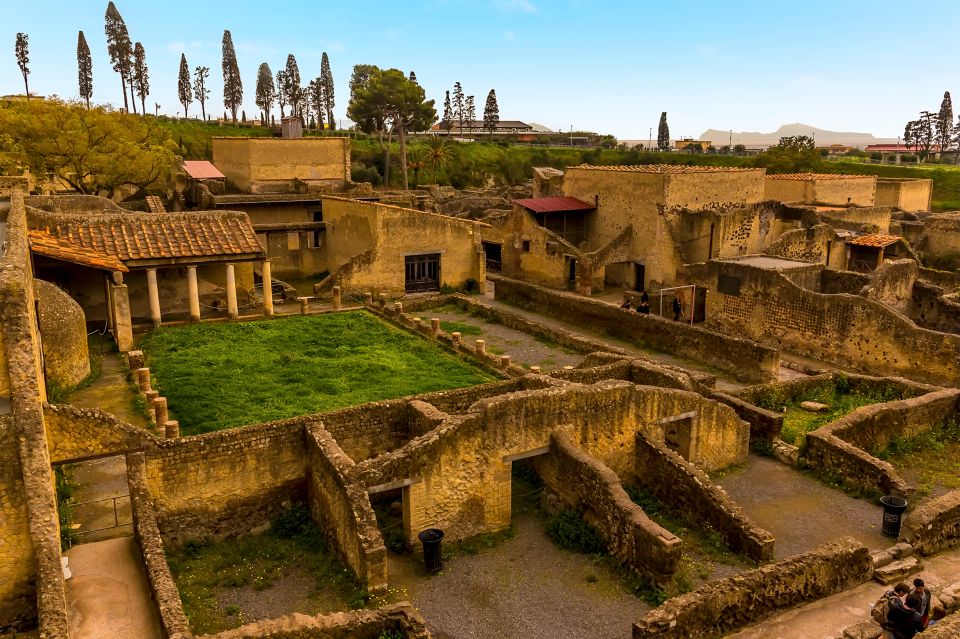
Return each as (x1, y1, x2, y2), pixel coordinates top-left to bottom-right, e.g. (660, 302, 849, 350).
(545, 509, 605, 554)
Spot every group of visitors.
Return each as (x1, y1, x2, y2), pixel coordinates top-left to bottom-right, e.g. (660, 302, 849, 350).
(620, 291, 686, 320)
(876, 579, 946, 638)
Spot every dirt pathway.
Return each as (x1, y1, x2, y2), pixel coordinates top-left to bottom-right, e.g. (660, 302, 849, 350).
(65, 351, 146, 428)
(716, 455, 891, 559)
(728, 548, 960, 639)
(65, 537, 162, 639)
(388, 511, 644, 639)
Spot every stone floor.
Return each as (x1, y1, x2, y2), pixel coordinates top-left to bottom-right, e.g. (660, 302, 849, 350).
(65, 537, 162, 639)
(387, 510, 645, 639)
(717, 455, 892, 560)
(728, 547, 960, 639)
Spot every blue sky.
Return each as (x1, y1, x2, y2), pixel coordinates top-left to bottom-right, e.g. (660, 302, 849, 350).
(2, 0, 959, 139)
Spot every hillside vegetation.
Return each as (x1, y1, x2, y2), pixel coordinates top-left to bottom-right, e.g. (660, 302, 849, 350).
(159, 119, 960, 211)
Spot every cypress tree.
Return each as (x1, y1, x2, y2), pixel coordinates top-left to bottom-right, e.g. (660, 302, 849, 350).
(256, 63, 275, 125)
(452, 82, 464, 136)
(178, 53, 192, 117)
(657, 112, 670, 151)
(937, 92, 953, 154)
(221, 30, 243, 122)
(15, 33, 29, 100)
(284, 54, 302, 119)
(104, 2, 132, 112)
(321, 51, 335, 129)
(483, 89, 500, 134)
(443, 90, 453, 132)
(193, 66, 210, 120)
(77, 31, 93, 108)
(132, 42, 149, 115)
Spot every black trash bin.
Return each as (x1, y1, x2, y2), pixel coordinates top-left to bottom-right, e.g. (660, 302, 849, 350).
(417, 528, 444, 574)
(880, 495, 908, 538)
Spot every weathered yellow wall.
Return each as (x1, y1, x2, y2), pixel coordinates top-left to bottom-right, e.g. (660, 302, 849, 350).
(664, 171, 765, 209)
(481, 208, 573, 288)
(323, 197, 484, 294)
(814, 177, 876, 206)
(764, 179, 811, 203)
(212, 138, 350, 192)
(876, 179, 933, 212)
(34, 279, 90, 389)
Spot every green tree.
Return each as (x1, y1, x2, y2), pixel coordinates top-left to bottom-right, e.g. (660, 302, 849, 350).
(284, 54, 302, 119)
(348, 67, 437, 189)
(657, 112, 670, 151)
(104, 2, 132, 113)
(177, 53, 192, 117)
(464, 95, 475, 133)
(424, 136, 451, 181)
(320, 51, 335, 128)
(77, 31, 93, 109)
(193, 66, 209, 121)
(15, 33, 29, 100)
(758, 135, 822, 173)
(0, 98, 178, 196)
(255, 63, 275, 124)
(452, 82, 464, 136)
(937, 92, 953, 157)
(442, 90, 453, 132)
(483, 89, 499, 135)
(221, 30, 243, 122)
(275, 70, 288, 117)
(132, 42, 149, 115)
(307, 76, 325, 129)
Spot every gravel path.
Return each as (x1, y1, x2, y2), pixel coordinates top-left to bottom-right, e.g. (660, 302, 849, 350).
(716, 455, 892, 559)
(388, 512, 645, 639)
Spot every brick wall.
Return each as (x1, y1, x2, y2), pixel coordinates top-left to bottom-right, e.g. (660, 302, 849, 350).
(305, 424, 387, 593)
(493, 276, 779, 383)
(631, 537, 873, 639)
(632, 432, 774, 562)
(900, 489, 960, 556)
(534, 432, 682, 585)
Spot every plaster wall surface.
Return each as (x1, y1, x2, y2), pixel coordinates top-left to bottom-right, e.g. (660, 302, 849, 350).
(212, 138, 350, 193)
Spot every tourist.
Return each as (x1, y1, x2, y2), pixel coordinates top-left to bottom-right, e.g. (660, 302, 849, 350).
(672, 295, 682, 321)
(883, 583, 924, 639)
(620, 297, 632, 310)
(638, 300, 650, 314)
(927, 604, 946, 627)
(907, 578, 932, 628)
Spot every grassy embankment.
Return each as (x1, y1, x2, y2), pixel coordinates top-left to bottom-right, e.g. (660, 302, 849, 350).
(138, 312, 495, 435)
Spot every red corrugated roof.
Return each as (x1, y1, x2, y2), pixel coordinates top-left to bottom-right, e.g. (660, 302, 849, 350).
(182, 160, 226, 180)
(513, 197, 595, 214)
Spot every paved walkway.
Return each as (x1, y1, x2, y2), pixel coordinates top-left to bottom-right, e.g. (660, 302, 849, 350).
(66, 351, 146, 428)
(728, 548, 960, 639)
(65, 537, 162, 639)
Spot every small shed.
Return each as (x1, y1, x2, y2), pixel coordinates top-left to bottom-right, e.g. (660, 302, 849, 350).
(513, 196, 595, 245)
(182, 160, 226, 197)
(845, 233, 910, 272)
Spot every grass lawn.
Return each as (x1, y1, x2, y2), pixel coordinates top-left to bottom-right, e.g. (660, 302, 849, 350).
(877, 418, 960, 502)
(167, 506, 366, 634)
(139, 311, 495, 435)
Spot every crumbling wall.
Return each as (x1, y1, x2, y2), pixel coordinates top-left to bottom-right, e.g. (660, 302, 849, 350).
(534, 432, 682, 585)
(820, 268, 871, 294)
(631, 537, 872, 639)
(493, 275, 779, 383)
(876, 178, 932, 212)
(912, 281, 960, 334)
(44, 404, 152, 464)
(763, 223, 837, 265)
(532, 167, 564, 197)
(305, 424, 387, 593)
(200, 604, 430, 639)
(860, 258, 918, 314)
(632, 432, 774, 561)
(34, 279, 90, 389)
(900, 489, 960, 556)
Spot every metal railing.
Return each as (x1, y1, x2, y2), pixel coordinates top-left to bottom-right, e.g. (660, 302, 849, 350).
(66, 494, 132, 547)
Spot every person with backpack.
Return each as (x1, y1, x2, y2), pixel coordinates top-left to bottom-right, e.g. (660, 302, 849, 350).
(873, 583, 923, 639)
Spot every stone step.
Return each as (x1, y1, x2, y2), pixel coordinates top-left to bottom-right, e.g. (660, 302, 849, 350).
(842, 621, 882, 639)
(873, 556, 924, 585)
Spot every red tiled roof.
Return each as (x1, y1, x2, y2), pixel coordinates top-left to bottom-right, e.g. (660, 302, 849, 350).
(766, 173, 873, 181)
(513, 197, 596, 214)
(570, 164, 762, 174)
(847, 233, 902, 248)
(31, 213, 264, 265)
(182, 160, 226, 180)
(29, 231, 129, 272)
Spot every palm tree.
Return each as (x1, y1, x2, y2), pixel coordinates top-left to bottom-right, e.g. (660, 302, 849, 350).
(424, 136, 451, 183)
(407, 148, 427, 188)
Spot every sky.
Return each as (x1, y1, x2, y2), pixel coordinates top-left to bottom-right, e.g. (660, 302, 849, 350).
(2, 0, 959, 140)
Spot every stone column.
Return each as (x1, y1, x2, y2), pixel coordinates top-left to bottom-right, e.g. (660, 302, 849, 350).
(262, 261, 274, 317)
(135, 368, 151, 393)
(225, 263, 238, 319)
(153, 397, 168, 429)
(475, 339, 486, 356)
(146, 268, 162, 327)
(187, 266, 201, 322)
(332, 286, 342, 310)
(430, 318, 440, 337)
(103, 275, 115, 332)
(111, 280, 134, 352)
(164, 420, 180, 438)
(298, 297, 310, 314)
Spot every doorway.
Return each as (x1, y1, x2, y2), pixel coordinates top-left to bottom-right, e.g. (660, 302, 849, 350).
(566, 256, 577, 290)
(405, 254, 441, 293)
(481, 241, 502, 272)
(633, 263, 646, 292)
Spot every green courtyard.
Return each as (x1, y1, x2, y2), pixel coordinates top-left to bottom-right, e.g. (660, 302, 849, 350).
(139, 311, 496, 435)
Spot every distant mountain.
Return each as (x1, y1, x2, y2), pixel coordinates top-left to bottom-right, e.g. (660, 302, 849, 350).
(699, 123, 897, 148)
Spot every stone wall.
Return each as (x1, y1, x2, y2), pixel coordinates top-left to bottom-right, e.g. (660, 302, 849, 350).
(0, 192, 67, 635)
(900, 490, 960, 556)
(803, 387, 960, 497)
(696, 260, 960, 386)
(44, 404, 153, 464)
(126, 452, 191, 639)
(632, 432, 774, 561)
(820, 268, 872, 294)
(212, 138, 351, 193)
(631, 537, 873, 639)
(202, 604, 430, 639)
(710, 391, 783, 442)
(535, 432, 682, 585)
(875, 178, 932, 212)
(34, 279, 90, 389)
(912, 281, 960, 334)
(860, 258, 918, 314)
(305, 424, 387, 593)
(143, 421, 310, 545)
(493, 275, 779, 383)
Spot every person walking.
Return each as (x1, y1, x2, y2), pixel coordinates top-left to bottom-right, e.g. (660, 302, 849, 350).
(672, 295, 682, 321)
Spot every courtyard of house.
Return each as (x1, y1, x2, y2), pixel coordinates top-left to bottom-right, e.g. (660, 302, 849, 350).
(138, 312, 496, 434)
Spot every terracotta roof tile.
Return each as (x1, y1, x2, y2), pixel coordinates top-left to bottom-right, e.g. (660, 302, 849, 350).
(513, 197, 596, 213)
(766, 173, 874, 181)
(29, 230, 128, 271)
(182, 160, 226, 180)
(29, 212, 264, 264)
(846, 233, 902, 248)
(570, 164, 763, 174)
